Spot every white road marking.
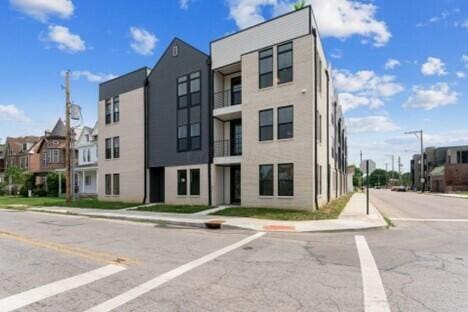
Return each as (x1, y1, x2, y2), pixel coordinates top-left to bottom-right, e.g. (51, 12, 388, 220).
(355, 235, 391, 312)
(85, 232, 266, 312)
(391, 218, 468, 222)
(0, 265, 125, 312)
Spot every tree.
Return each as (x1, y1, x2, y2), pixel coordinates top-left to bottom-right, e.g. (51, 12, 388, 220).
(294, 0, 306, 10)
(46, 172, 60, 197)
(5, 165, 25, 185)
(401, 172, 411, 187)
(369, 169, 389, 187)
(353, 166, 363, 187)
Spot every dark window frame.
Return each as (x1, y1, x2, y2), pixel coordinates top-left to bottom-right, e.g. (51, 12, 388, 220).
(259, 164, 274, 196)
(177, 170, 187, 196)
(190, 169, 200, 196)
(113, 137, 120, 159)
(105, 138, 112, 160)
(277, 42, 293, 84)
(105, 99, 112, 125)
(113, 96, 120, 123)
(277, 105, 294, 140)
(259, 48, 273, 89)
(177, 71, 202, 152)
(259, 109, 274, 141)
(105, 174, 112, 195)
(113, 173, 120, 196)
(278, 163, 294, 197)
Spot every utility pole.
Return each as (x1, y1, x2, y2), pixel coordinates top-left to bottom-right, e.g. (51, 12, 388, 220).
(65, 70, 72, 203)
(398, 156, 402, 184)
(359, 150, 363, 190)
(385, 154, 395, 181)
(404, 130, 425, 192)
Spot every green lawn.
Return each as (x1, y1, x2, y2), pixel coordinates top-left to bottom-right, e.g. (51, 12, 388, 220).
(210, 193, 353, 221)
(0, 196, 137, 209)
(136, 204, 211, 214)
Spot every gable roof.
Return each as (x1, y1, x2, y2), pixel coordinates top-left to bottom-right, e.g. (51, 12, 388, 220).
(147, 37, 209, 80)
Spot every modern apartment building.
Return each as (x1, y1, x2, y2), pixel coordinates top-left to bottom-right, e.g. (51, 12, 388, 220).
(97, 6, 348, 209)
(210, 7, 347, 209)
(410, 145, 468, 192)
(147, 38, 211, 205)
(98, 68, 149, 202)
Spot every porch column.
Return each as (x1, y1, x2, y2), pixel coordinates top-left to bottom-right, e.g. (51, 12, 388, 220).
(82, 171, 85, 194)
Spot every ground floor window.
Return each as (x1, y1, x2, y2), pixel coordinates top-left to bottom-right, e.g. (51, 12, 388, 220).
(190, 169, 200, 195)
(113, 174, 120, 195)
(105, 174, 111, 195)
(177, 170, 187, 195)
(278, 163, 294, 196)
(259, 164, 273, 196)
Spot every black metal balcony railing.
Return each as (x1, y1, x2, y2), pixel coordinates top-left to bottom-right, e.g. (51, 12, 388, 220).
(214, 139, 242, 158)
(214, 88, 242, 109)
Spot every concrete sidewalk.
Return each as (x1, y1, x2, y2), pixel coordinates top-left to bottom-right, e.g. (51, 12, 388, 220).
(22, 193, 386, 233)
(427, 193, 468, 199)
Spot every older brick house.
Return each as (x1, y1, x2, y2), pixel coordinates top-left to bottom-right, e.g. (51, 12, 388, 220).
(5, 136, 41, 172)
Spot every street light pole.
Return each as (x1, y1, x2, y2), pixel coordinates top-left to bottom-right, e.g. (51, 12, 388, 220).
(404, 130, 424, 192)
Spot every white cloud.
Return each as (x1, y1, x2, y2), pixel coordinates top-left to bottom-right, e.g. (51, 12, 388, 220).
(330, 49, 342, 59)
(338, 93, 383, 112)
(179, 0, 191, 10)
(417, 10, 449, 27)
(404, 83, 459, 110)
(333, 69, 403, 112)
(456, 71, 466, 78)
(347, 116, 399, 134)
(228, 0, 391, 47)
(0, 104, 30, 122)
(46, 25, 86, 53)
(10, 0, 74, 22)
(62, 70, 117, 83)
(421, 57, 447, 76)
(384, 58, 400, 70)
(129, 27, 157, 56)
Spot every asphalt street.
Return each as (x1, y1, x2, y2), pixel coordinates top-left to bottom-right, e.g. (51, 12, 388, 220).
(0, 191, 467, 311)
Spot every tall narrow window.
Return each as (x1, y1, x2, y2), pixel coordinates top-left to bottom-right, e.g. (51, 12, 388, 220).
(316, 112, 322, 143)
(105, 174, 111, 195)
(259, 109, 273, 141)
(278, 163, 294, 196)
(177, 125, 188, 152)
(113, 96, 120, 123)
(177, 76, 188, 108)
(190, 123, 201, 150)
(278, 106, 293, 139)
(317, 58, 322, 94)
(113, 137, 120, 159)
(105, 138, 112, 159)
(277, 42, 293, 84)
(259, 48, 273, 89)
(190, 169, 200, 196)
(105, 99, 112, 124)
(113, 174, 120, 195)
(259, 164, 273, 196)
(317, 165, 322, 195)
(177, 170, 187, 195)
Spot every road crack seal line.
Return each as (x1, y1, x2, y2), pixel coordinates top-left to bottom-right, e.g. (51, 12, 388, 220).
(0, 230, 139, 266)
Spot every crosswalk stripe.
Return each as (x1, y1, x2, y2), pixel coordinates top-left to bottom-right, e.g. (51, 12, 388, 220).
(355, 235, 391, 312)
(85, 232, 266, 312)
(0, 264, 125, 312)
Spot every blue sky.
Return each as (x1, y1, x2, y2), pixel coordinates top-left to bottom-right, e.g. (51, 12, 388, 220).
(0, 0, 466, 171)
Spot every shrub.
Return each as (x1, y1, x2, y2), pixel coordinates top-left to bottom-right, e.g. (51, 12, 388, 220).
(34, 187, 47, 197)
(46, 172, 60, 197)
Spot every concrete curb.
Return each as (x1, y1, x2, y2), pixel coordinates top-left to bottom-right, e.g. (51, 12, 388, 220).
(21, 206, 387, 233)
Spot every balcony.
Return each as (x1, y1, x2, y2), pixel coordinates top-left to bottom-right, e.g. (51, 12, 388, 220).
(213, 139, 242, 165)
(213, 89, 242, 121)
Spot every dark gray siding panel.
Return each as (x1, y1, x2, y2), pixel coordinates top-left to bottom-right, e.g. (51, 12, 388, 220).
(148, 38, 210, 167)
(99, 67, 149, 101)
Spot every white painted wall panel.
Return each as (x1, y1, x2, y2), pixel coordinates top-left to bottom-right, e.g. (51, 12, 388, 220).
(211, 8, 310, 69)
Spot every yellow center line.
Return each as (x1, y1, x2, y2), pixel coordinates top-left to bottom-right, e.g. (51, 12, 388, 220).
(0, 230, 140, 267)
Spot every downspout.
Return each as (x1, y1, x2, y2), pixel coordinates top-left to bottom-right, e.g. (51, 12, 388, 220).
(142, 77, 148, 204)
(326, 70, 331, 202)
(313, 29, 319, 210)
(207, 58, 213, 207)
